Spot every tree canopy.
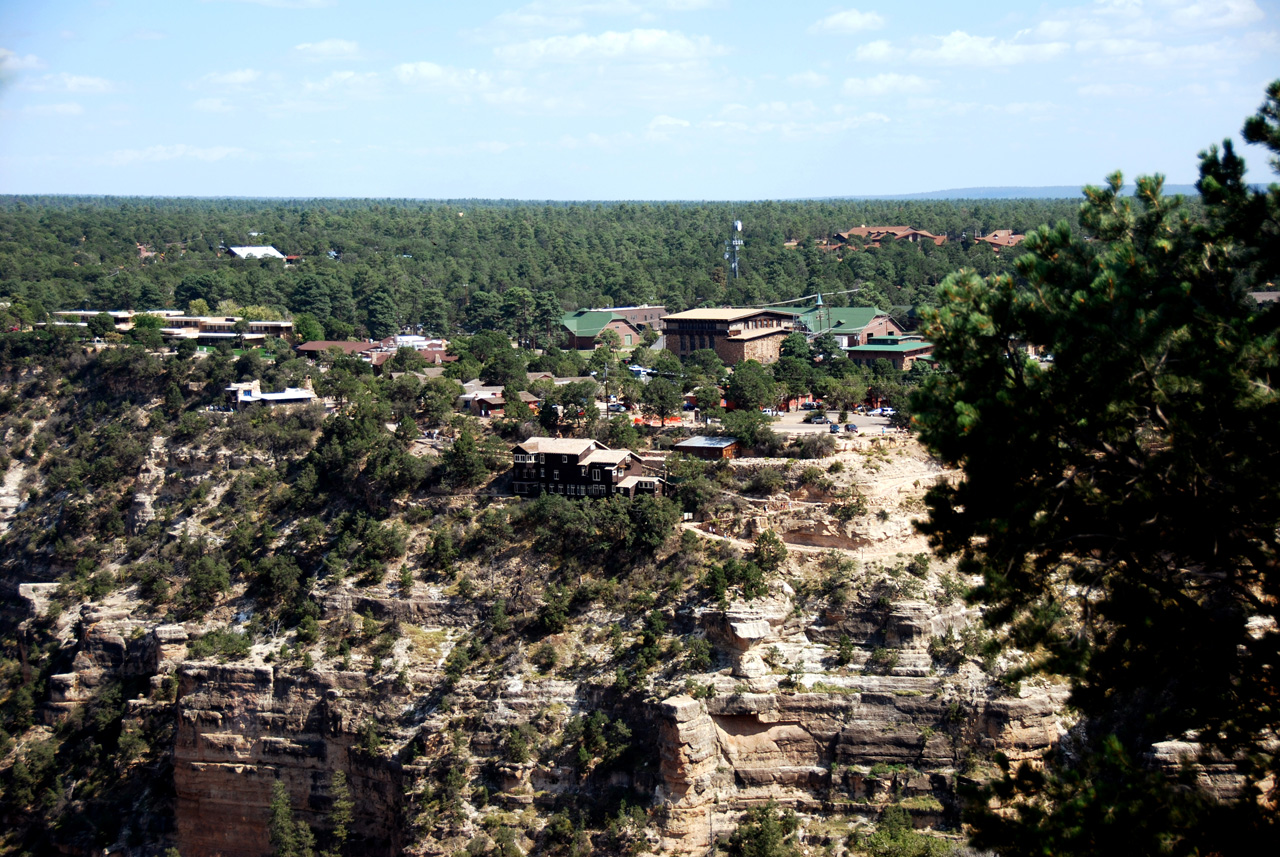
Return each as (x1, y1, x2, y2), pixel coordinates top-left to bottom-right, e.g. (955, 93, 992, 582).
(912, 81, 1280, 855)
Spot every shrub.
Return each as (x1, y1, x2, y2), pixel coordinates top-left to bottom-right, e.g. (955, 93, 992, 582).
(530, 642, 558, 672)
(188, 627, 252, 661)
(865, 647, 899, 675)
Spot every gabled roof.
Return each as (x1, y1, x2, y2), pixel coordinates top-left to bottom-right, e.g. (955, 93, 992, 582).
(795, 307, 888, 332)
(515, 437, 602, 456)
(561, 310, 631, 338)
(975, 230, 1026, 248)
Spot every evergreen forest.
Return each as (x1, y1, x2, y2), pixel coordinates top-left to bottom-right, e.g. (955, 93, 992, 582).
(0, 195, 1087, 339)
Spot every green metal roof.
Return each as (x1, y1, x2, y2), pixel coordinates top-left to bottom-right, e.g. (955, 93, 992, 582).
(844, 341, 933, 353)
(561, 310, 624, 338)
(796, 306, 887, 332)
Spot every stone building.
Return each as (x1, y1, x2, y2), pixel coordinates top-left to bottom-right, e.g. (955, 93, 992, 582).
(660, 308, 795, 365)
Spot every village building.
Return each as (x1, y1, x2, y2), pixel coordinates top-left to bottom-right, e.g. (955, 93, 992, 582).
(51, 310, 294, 345)
(463, 390, 540, 418)
(225, 379, 317, 410)
(296, 340, 379, 358)
(974, 230, 1026, 251)
(560, 310, 643, 349)
(793, 306, 904, 348)
(511, 437, 663, 498)
(843, 335, 935, 371)
(226, 245, 286, 260)
(582, 304, 667, 330)
(660, 308, 795, 365)
(832, 226, 947, 248)
(673, 435, 741, 461)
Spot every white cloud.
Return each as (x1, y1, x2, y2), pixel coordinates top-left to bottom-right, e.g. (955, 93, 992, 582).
(1166, 0, 1265, 30)
(104, 144, 246, 167)
(787, 71, 829, 88)
(21, 73, 115, 93)
(908, 31, 1069, 66)
(0, 49, 45, 71)
(1076, 31, 1278, 67)
(202, 69, 260, 86)
(474, 141, 515, 154)
(294, 39, 360, 59)
(24, 103, 83, 116)
(395, 62, 493, 92)
(853, 40, 897, 62)
(645, 114, 690, 140)
(842, 73, 933, 97)
(649, 114, 690, 129)
(495, 29, 726, 64)
(193, 97, 233, 112)
(809, 9, 885, 35)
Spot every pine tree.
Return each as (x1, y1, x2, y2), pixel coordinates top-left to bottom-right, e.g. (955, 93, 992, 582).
(268, 779, 314, 857)
(323, 770, 353, 857)
(912, 81, 1280, 855)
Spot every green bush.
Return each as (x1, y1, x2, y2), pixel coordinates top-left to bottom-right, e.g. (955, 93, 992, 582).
(188, 627, 251, 661)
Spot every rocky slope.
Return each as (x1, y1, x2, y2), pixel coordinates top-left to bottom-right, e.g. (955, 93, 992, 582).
(0, 411, 1068, 856)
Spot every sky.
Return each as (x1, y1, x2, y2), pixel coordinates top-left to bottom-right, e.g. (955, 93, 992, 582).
(0, 0, 1277, 199)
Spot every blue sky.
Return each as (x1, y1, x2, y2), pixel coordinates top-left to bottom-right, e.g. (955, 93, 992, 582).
(1, 1, 1276, 199)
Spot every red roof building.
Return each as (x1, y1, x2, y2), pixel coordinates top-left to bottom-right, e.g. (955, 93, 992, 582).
(974, 230, 1026, 251)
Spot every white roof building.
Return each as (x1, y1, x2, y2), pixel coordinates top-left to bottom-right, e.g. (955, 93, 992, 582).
(227, 246, 285, 260)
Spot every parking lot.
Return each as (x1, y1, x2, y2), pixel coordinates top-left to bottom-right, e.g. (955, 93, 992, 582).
(768, 408, 894, 436)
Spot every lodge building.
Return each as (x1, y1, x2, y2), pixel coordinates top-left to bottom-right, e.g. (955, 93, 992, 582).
(511, 437, 663, 498)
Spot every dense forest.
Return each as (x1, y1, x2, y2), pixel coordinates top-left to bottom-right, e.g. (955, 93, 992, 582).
(0, 195, 1093, 341)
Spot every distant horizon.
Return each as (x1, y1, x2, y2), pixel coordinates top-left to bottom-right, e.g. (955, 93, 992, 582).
(2, 2, 1275, 198)
(0, 183, 1205, 204)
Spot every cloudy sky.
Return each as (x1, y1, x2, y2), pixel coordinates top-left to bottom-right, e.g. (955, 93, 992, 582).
(0, 1, 1276, 199)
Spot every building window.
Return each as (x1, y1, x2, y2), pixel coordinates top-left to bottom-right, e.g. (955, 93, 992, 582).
(539, 453, 545, 463)
(540, 468, 545, 477)
(553, 470, 559, 481)
(593, 470, 600, 481)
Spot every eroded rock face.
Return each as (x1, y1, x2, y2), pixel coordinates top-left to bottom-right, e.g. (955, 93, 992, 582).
(174, 664, 403, 857)
(650, 581, 1067, 853)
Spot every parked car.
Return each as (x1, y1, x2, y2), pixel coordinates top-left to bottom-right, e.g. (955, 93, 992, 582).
(845, 424, 858, 432)
(800, 402, 816, 410)
(682, 402, 696, 410)
(829, 424, 840, 434)
(607, 403, 628, 412)
(808, 414, 829, 424)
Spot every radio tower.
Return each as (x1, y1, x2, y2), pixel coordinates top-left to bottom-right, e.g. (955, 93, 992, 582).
(724, 219, 744, 279)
